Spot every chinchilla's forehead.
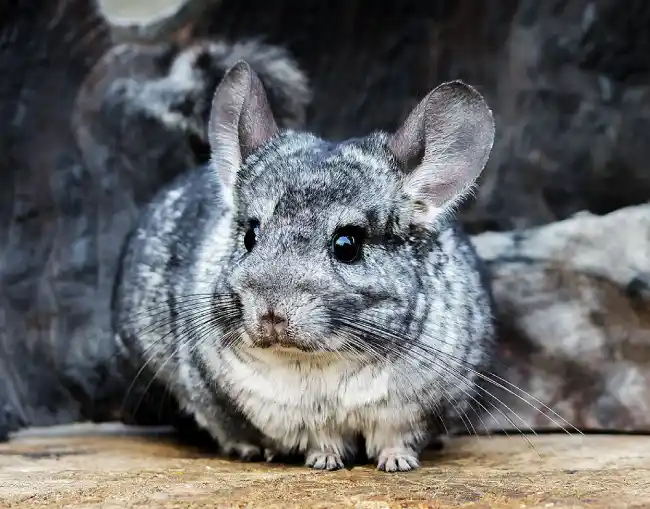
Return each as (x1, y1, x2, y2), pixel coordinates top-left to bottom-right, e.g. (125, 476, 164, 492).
(237, 131, 401, 223)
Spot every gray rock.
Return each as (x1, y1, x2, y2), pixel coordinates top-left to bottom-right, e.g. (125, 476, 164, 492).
(0, 0, 116, 439)
(473, 205, 650, 432)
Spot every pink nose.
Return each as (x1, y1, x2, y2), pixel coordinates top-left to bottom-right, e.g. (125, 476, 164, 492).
(259, 311, 287, 338)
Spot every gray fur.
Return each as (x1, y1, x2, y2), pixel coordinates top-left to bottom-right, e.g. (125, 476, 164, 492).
(114, 61, 497, 472)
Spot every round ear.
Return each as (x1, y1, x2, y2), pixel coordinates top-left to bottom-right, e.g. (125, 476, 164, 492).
(208, 60, 279, 200)
(388, 81, 495, 224)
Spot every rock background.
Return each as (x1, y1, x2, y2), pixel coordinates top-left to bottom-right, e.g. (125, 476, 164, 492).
(0, 0, 649, 439)
(184, 0, 650, 233)
(473, 205, 650, 432)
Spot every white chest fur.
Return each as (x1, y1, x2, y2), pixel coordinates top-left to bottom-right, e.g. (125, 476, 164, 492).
(218, 348, 417, 453)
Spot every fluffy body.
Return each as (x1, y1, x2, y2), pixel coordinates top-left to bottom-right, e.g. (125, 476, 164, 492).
(114, 129, 495, 471)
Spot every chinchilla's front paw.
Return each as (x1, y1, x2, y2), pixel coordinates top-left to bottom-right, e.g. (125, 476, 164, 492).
(376, 447, 420, 472)
(305, 449, 345, 471)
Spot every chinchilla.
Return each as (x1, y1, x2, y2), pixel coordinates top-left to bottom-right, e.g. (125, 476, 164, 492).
(113, 60, 497, 472)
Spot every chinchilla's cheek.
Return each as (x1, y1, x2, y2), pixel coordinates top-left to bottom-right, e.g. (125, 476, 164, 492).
(288, 298, 329, 336)
(236, 291, 265, 324)
(237, 296, 256, 324)
(321, 334, 347, 351)
(222, 261, 249, 296)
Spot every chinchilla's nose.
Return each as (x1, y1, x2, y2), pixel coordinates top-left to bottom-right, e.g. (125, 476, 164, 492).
(258, 309, 288, 339)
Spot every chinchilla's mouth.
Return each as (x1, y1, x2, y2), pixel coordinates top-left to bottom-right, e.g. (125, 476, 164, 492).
(253, 337, 315, 352)
(240, 329, 343, 357)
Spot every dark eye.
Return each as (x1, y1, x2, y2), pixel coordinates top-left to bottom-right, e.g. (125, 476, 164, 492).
(244, 220, 259, 252)
(331, 226, 363, 263)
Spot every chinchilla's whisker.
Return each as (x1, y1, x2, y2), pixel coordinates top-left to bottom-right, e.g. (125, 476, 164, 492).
(172, 328, 248, 431)
(130, 313, 229, 419)
(334, 330, 384, 368)
(305, 316, 366, 366)
(131, 308, 216, 366)
(359, 327, 536, 454)
(405, 332, 523, 387)
(129, 306, 215, 338)
(334, 319, 470, 437)
(385, 343, 490, 438)
(410, 341, 535, 429)
(124, 293, 234, 321)
(157, 316, 245, 420)
(134, 304, 241, 357)
(106, 300, 240, 367)
(406, 343, 540, 450)
(335, 305, 521, 378)
(216, 316, 247, 351)
(407, 340, 570, 443)
(152, 319, 243, 421)
(342, 334, 446, 433)
(479, 368, 581, 435)
(121, 307, 241, 415)
(132, 330, 206, 420)
(129, 303, 239, 332)
(361, 319, 539, 442)
(221, 327, 246, 351)
(130, 336, 193, 419)
(122, 337, 179, 419)
(198, 324, 245, 360)
(336, 332, 383, 369)
(336, 313, 542, 447)
(336, 318, 477, 438)
(343, 321, 527, 448)
(355, 309, 563, 431)
(127, 301, 210, 322)
(133, 298, 240, 330)
(413, 341, 579, 436)
(138, 298, 235, 319)
(121, 328, 184, 416)
(122, 297, 238, 340)
(348, 311, 579, 436)
(341, 330, 453, 436)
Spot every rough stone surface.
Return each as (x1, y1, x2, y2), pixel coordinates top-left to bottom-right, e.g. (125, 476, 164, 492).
(1, 425, 649, 508)
(472, 204, 650, 433)
(0, 0, 115, 437)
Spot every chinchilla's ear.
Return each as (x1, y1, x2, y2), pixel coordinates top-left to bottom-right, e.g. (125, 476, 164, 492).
(208, 60, 279, 202)
(388, 81, 495, 226)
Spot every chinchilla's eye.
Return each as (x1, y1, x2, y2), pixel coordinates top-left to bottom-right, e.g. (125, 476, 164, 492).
(331, 226, 364, 263)
(244, 219, 260, 252)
